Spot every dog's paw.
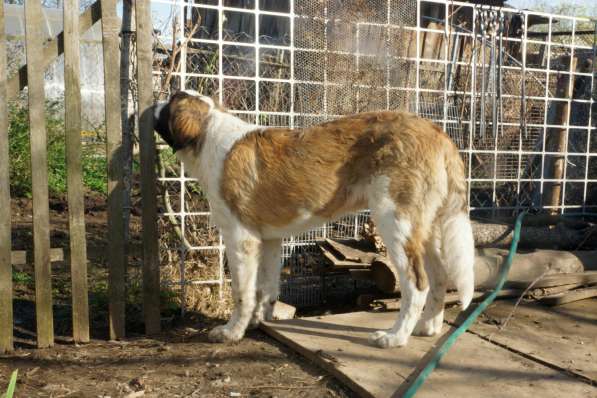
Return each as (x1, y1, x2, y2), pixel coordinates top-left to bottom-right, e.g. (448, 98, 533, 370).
(208, 325, 243, 343)
(368, 330, 408, 348)
(413, 320, 437, 337)
(247, 315, 262, 329)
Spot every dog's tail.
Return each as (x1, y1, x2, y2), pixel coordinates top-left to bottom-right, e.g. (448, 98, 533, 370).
(440, 148, 475, 310)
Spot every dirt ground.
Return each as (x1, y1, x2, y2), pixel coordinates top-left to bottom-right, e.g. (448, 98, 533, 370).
(6, 197, 353, 397)
(5, 301, 355, 397)
(0, 326, 353, 398)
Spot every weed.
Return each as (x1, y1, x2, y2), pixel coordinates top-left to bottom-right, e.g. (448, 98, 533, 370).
(12, 270, 32, 286)
(8, 100, 107, 197)
(2, 370, 17, 398)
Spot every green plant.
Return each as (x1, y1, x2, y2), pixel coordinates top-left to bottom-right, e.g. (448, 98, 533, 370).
(12, 270, 32, 286)
(8, 100, 108, 197)
(3, 369, 17, 398)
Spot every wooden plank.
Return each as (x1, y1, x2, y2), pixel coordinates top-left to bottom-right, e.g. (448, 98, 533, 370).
(25, 0, 54, 349)
(318, 243, 368, 268)
(373, 289, 524, 311)
(444, 299, 597, 384)
(262, 312, 593, 398)
(539, 286, 597, 306)
(101, 0, 126, 340)
(64, 0, 90, 344)
(7, 1, 102, 101)
(11, 248, 64, 266)
(507, 271, 597, 289)
(0, 0, 13, 354)
(136, 0, 161, 335)
(324, 239, 365, 262)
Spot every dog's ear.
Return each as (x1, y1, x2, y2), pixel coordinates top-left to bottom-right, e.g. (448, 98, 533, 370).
(169, 93, 212, 150)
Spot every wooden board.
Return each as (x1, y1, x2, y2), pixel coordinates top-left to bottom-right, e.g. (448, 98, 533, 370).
(7, 1, 102, 100)
(444, 299, 597, 384)
(136, 0, 161, 335)
(0, 0, 13, 354)
(324, 239, 378, 264)
(539, 287, 597, 306)
(11, 249, 64, 266)
(64, 0, 90, 344)
(508, 271, 597, 289)
(261, 311, 594, 398)
(25, 0, 54, 349)
(101, 0, 126, 340)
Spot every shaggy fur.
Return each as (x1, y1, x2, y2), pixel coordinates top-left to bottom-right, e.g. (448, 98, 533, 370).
(154, 91, 475, 348)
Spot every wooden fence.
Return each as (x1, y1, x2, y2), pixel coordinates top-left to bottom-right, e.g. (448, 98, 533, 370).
(0, 0, 160, 351)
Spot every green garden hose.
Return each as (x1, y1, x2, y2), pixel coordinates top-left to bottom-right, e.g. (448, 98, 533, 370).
(401, 211, 528, 398)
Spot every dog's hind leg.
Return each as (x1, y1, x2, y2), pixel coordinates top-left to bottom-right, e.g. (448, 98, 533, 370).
(413, 232, 447, 336)
(367, 182, 430, 348)
(208, 229, 261, 343)
(249, 239, 283, 328)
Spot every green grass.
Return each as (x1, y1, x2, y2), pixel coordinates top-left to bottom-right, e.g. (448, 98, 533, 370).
(12, 270, 33, 286)
(2, 370, 17, 398)
(8, 100, 107, 197)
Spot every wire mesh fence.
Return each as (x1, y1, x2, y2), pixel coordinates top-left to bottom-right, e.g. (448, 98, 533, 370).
(151, 0, 597, 308)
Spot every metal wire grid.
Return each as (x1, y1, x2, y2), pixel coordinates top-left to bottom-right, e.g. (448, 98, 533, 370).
(151, 0, 597, 306)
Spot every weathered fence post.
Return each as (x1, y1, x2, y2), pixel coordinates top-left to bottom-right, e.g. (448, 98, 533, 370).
(136, 0, 161, 335)
(25, 0, 54, 348)
(546, 56, 578, 213)
(64, 0, 90, 343)
(0, 0, 13, 354)
(101, 0, 126, 340)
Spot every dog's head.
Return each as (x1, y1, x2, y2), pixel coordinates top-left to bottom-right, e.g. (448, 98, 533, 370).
(153, 90, 215, 152)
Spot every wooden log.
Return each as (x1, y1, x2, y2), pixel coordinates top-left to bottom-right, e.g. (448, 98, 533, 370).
(471, 220, 594, 250)
(367, 249, 591, 294)
(483, 214, 591, 229)
(371, 257, 400, 294)
(7, 1, 101, 101)
(365, 218, 595, 251)
(539, 286, 597, 306)
(473, 248, 587, 290)
(136, 0, 161, 335)
(101, 0, 126, 340)
(0, 0, 13, 354)
(25, 0, 54, 349)
(64, 0, 90, 344)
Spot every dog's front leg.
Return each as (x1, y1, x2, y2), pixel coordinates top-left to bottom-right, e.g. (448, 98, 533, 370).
(208, 230, 261, 343)
(249, 239, 283, 328)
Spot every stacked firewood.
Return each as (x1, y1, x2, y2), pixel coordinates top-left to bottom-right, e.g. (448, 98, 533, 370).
(315, 215, 597, 306)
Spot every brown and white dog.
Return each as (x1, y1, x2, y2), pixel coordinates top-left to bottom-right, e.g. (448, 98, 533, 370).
(153, 90, 475, 348)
